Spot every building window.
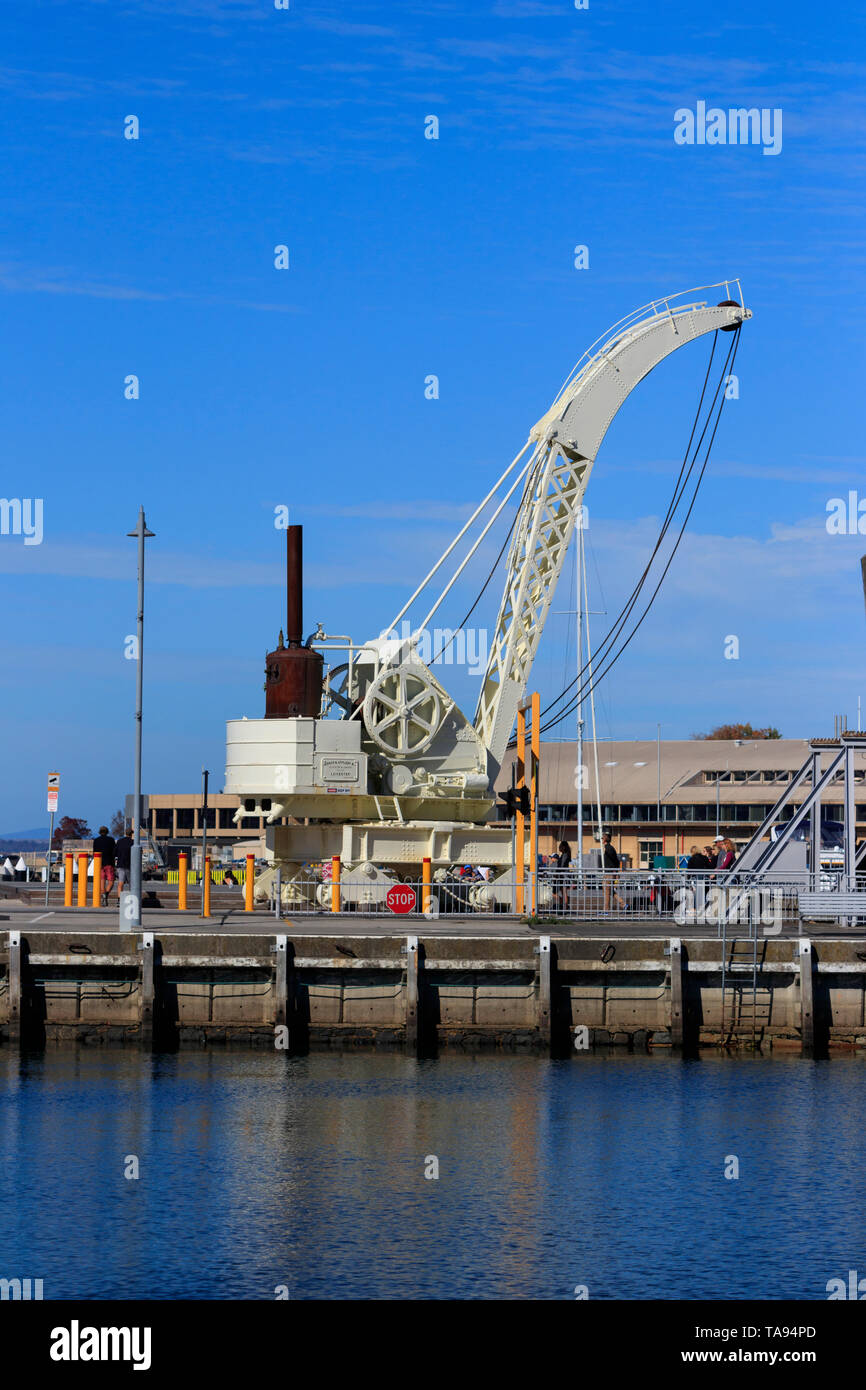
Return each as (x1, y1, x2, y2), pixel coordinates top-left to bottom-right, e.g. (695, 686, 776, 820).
(176, 808, 195, 830)
(638, 839, 663, 869)
(154, 809, 172, 831)
(219, 807, 239, 829)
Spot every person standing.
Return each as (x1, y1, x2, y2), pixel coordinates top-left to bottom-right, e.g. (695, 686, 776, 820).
(92, 825, 117, 906)
(114, 826, 132, 897)
(719, 839, 737, 872)
(688, 845, 713, 872)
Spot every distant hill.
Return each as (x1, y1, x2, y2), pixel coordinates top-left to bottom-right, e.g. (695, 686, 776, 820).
(0, 829, 49, 854)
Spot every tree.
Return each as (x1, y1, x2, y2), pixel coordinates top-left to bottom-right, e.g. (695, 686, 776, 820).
(109, 809, 126, 836)
(51, 816, 92, 848)
(692, 723, 781, 741)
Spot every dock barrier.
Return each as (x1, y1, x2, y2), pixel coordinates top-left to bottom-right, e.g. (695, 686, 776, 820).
(3, 929, 866, 1057)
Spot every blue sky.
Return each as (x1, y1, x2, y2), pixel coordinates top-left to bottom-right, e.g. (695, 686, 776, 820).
(1, 0, 865, 833)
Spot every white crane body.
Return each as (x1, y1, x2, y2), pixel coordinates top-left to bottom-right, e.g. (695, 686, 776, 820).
(223, 283, 750, 889)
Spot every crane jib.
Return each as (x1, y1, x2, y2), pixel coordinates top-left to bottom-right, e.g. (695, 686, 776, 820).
(473, 288, 750, 771)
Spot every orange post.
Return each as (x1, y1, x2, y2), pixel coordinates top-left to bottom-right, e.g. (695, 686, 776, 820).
(178, 852, 188, 910)
(203, 854, 211, 918)
(64, 853, 73, 907)
(331, 855, 341, 913)
(530, 691, 540, 914)
(92, 852, 102, 908)
(422, 857, 431, 915)
(516, 706, 526, 914)
(77, 852, 88, 907)
(245, 854, 255, 912)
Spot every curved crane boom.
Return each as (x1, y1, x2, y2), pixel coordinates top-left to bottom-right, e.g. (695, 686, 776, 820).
(474, 284, 750, 769)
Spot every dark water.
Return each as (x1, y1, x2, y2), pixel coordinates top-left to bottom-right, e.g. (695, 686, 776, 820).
(1, 1048, 865, 1300)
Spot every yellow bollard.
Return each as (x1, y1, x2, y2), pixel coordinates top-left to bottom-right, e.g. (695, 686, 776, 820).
(178, 852, 188, 911)
(203, 855, 211, 918)
(331, 855, 341, 914)
(77, 852, 88, 907)
(516, 706, 526, 915)
(422, 856, 431, 915)
(64, 853, 73, 907)
(530, 690, 540, 916)
(245, 854, 255, 912)
(92, 853, 102, 908)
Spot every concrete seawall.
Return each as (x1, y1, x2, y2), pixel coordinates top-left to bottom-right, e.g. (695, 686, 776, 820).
(3, 929, 866, 1055)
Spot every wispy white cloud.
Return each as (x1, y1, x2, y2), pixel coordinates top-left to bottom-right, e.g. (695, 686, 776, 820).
(0, 262, 303, 313)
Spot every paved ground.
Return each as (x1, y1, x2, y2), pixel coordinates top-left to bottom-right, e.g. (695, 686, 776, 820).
(1, 901, 863, 940)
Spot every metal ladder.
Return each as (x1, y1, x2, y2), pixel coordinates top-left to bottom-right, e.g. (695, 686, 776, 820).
(720, 900, 772, 1047)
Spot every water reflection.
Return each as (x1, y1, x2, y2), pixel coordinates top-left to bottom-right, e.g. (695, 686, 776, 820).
(1, 1049, 865, 1299)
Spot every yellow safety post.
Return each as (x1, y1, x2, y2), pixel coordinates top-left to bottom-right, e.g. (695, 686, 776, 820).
(178, 852, 188, 910)
(203, 855, 211, 918)
(331, 855, 341, 914)
(516, 706, 526, 914)
(530, 691, 540, 915)
(92, 852, 102, 908)
(64, 853, 73, 907)
(77, 852, 88, 907)
(422, 857, 431, 915)
(245, 853, 255, 912)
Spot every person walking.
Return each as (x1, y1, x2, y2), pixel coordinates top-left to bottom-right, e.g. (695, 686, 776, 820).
(92, 825, 116, 906)
(114, 826, 133, 897)
(602, 832, 625, 914)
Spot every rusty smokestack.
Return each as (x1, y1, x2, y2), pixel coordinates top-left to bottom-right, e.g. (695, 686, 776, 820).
(287, 525, 303, 646)
(264, 524, 324, 718)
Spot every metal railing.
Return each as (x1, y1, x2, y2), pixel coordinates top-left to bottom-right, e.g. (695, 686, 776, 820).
(266, 865, 866, 929)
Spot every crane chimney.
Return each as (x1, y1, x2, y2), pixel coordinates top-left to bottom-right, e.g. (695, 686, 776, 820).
(263, 526, 324, 718)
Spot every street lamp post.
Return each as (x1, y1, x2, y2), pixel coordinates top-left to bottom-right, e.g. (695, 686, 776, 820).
(127, 507, 155, 930)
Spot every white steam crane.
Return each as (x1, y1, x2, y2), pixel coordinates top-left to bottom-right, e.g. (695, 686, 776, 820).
(225, 282, 750, 902)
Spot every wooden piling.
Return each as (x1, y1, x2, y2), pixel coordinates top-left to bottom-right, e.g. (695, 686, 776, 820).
(537, 934, 552, 1051)
(274, 933, 288, 1033)
(406, 934, 420, 1054)
(669, 937, 684, 1049)
(139, 930, 155, 1049)
(799, 938, 814, 1056)
(7, 930, 22, 1046)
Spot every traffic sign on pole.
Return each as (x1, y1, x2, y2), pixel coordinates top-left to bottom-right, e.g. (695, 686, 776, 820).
(45, 772, 59, 907)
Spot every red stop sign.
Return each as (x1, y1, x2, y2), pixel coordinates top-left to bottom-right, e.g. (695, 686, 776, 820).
(386, 884, 417, 915)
